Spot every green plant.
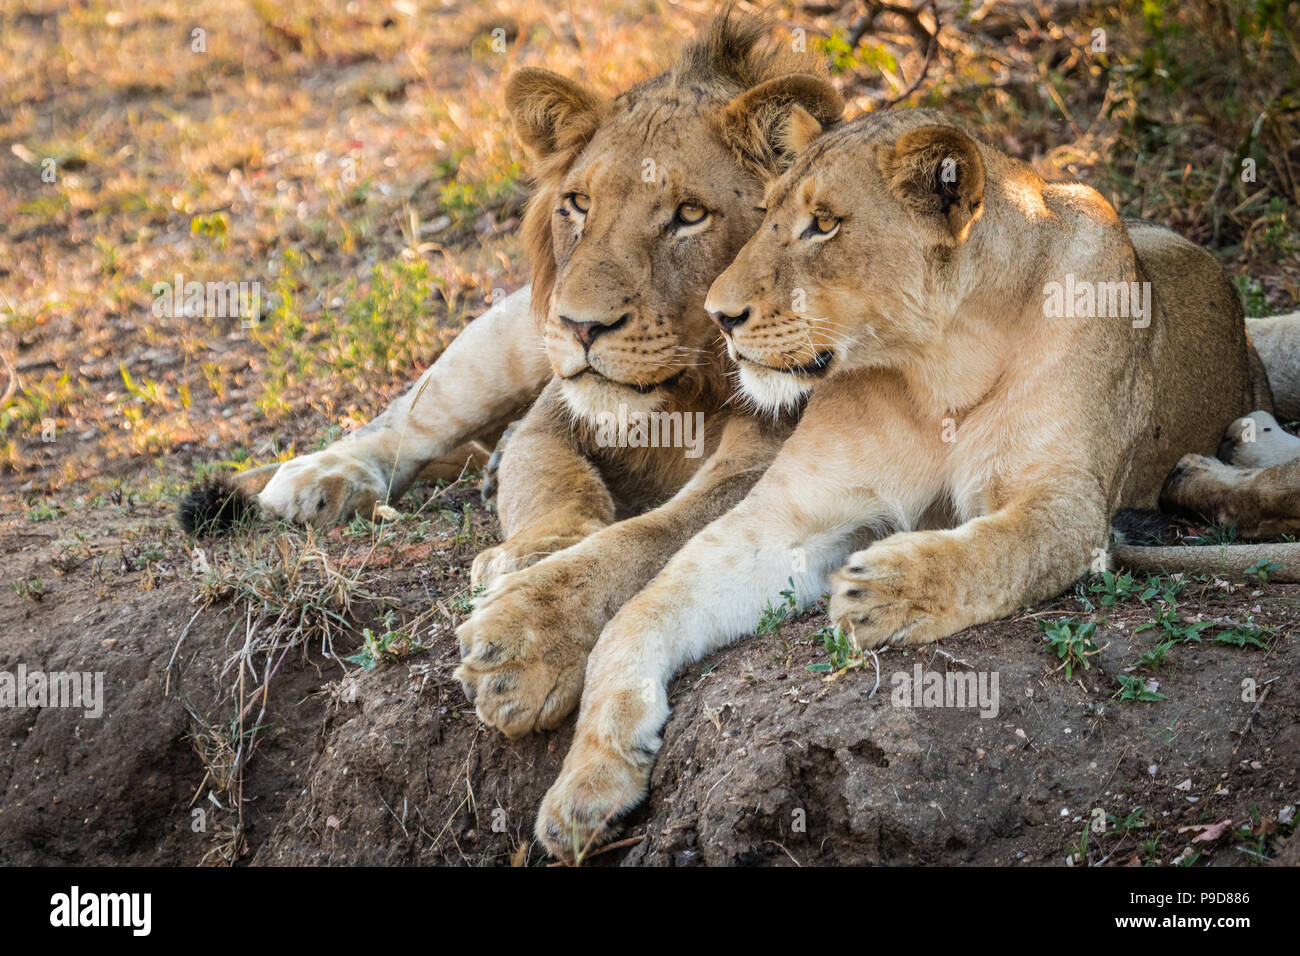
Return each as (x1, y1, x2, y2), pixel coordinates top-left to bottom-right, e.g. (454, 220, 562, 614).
(1187, 524, 1239, 546)
(1245, 559, 1282, 585)
(191, 211, 230, 249)
(450, 586, 483, 617)
(1038, 618, 1100, 678)
(1214, 617, 1273, 649)
(806, 624, 857, 673)
(11, 577, 46, 602)
(345, 612, 417, 670)
(1107, 807, 1148, 836)
(757, 578, 798, 636)
(1115, 674, 1165, 702)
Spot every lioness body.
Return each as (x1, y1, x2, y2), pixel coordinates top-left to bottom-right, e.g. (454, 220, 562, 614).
(529, 108, 1289, 859)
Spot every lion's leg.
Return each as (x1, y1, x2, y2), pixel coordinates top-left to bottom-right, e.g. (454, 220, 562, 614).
(1161, 453, 1300, 539)
(467, 380, 621, 590)
(454, 414, 787, 737)
(184, 287, 548, 530)
(1246, 312, 1300, 422)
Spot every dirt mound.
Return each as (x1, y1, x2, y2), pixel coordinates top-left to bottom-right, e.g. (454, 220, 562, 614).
(3, 503, 1297, 867)
(256, 600, 1300, 867)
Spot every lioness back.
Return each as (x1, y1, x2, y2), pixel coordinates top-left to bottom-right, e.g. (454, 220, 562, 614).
(1121, 219, 1265, 507)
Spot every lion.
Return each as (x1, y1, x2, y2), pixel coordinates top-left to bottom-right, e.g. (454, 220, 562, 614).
(528, 106, 1300, 859)
(176, 10, 847, 734)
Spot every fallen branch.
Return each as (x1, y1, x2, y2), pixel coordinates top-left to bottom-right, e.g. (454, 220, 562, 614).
(1113, 542, 1300, 582)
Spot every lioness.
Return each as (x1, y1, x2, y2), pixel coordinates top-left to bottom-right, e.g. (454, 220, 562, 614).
(529, 107, 1299, 858)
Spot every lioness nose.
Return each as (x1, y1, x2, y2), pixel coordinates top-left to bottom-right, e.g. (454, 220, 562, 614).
(560, 312, 630, 348)
(709, 307, 750, 333)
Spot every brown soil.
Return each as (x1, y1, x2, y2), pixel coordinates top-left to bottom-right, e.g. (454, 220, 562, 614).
(3, 491, 1296, 867)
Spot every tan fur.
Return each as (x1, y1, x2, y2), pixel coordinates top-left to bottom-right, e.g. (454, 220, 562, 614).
(453, 10, 836, 734)
(1246, 312, 1300, 421)
(1162, 453, 1300, 538)
(1157, 406, 1300, 539)
(530, 108, 1287, 860)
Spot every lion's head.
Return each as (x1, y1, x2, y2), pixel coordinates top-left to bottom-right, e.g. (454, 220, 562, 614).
(504, 10, 842, 423)
(705, 109, 992, 414)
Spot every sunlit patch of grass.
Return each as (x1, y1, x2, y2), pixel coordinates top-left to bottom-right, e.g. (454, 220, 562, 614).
(116, 364, 194, 456)
(250, 250, 458, 418)
(1, 371, 81, 441)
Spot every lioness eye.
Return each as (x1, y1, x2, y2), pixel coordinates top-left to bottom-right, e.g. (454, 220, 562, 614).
(675, 201, 708, 226)
(566, 193, 591, 214)
(802, 214, 840, 239)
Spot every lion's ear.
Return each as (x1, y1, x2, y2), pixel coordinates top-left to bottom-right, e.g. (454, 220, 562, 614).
(505, 68, 609, 159)
(721, 74, 843, 173)
(877, 125, 985, 242)
(779, 104, 826, 157)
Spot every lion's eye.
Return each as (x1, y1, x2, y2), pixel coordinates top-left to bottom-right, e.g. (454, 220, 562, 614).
(674, 201, 708, 227)
(564, 193, 591, 215)
(801, 213, 840, 240)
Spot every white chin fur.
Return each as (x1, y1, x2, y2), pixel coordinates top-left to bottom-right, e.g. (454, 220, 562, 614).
(737, 364, 813, 416)
(560, 375, 668, 424)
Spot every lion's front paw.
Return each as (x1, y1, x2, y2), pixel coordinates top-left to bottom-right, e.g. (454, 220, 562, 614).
(535, 738, 650, 862)
(256, 448, 389, 526)
(470, 534, 586, 591)
(453, 575, 592, 737)
(829, 537, 947, 649)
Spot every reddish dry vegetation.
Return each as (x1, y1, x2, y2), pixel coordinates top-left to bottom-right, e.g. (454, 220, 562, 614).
(2, 1, 1298, 866)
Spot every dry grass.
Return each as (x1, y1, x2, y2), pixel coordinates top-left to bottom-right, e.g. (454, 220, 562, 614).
(1, 0, 1295, 513)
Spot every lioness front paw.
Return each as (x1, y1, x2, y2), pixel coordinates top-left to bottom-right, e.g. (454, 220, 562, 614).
(830, 536, 948, 649)
(256, 448, 389, 526)
(535, 735, 651, 862)
(453, 568, 594, 737)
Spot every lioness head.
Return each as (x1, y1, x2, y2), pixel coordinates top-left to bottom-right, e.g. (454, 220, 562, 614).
(705, 109, 989, 413)
(504, 10, 842, 423)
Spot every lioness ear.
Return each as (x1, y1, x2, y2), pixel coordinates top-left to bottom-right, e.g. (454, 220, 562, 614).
(721, 74, 843, 173)
(877, 125, 985, 242)
(505, 68, 610, 159)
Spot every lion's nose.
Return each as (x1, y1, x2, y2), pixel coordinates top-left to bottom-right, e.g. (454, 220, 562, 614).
(560, 312, 630, 348)
(709, 307, 750, 333)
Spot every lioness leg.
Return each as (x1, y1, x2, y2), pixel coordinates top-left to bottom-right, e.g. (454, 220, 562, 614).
(530, 378, 937, 856)
(532, 462, 868, 858)
(830, 479, 1107, 649)
(180, 287, 547, 531)
(454, 413, 787, 737)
